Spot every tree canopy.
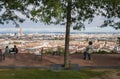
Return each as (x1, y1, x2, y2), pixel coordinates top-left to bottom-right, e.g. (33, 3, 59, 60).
(0, 0, 120, 68)
(0, 0, 120, 29)
(30, 0, 120, 29)
(0, 0, 39, 27)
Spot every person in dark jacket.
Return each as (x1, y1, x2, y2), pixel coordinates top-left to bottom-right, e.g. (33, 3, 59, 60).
(13, 45, 18, 54)
(10, 45, 18, 59)
(0, 49, 3, 61)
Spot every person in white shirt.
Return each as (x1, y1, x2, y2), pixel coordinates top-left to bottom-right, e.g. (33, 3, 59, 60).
(84, 41, 94, 60)
(115, 44, 120, 53)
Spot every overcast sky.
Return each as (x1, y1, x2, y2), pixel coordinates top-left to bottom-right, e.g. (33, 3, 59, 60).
(0, 3, 120, 33)
(0, 16, 120, 33)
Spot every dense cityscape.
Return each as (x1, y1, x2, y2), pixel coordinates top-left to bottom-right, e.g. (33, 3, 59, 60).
(0, 28, 120, 54)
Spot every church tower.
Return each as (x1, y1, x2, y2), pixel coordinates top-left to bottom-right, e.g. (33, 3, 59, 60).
(18, 28, 23, 36)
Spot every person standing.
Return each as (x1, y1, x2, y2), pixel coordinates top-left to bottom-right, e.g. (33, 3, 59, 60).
(84, 41, 94, 60)
(116, 44, 120, 53)
(3, 46, 10, 60)
(0, 49, 3, 61)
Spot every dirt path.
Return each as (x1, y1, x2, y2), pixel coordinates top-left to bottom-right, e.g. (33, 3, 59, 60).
(0, 54, 120, 67)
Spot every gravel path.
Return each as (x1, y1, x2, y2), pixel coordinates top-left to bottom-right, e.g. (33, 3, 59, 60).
(0, 53, 120, 68)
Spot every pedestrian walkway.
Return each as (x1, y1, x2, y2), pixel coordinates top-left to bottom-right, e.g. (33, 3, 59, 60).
(0, 53, 120, 69)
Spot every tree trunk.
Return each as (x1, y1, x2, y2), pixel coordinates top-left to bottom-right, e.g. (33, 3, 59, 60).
(64, 0, 72, 68)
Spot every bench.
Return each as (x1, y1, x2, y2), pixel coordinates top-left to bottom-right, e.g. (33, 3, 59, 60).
(9, 52, 17, 58)
(34, 48, 43, 61)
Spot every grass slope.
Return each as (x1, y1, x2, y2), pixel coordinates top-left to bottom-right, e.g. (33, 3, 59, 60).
(0, 68, 109, 79)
